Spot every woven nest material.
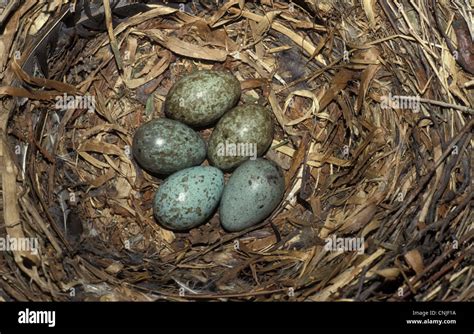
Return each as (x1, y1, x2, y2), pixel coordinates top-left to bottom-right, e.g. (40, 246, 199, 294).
(0, 0, 472, 301)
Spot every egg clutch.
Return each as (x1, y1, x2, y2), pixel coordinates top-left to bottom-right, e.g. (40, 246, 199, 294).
(132, 70, 285, 232)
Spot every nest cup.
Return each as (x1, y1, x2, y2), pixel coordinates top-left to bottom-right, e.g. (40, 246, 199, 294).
(0, 1, 473, 301)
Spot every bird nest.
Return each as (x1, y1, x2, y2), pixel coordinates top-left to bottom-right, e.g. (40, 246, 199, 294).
(0, 0, 472, 301)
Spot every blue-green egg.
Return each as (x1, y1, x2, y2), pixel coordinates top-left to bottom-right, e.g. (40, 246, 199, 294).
(132, 118, 206, 175)
(220, 158, 285, 232)
(165, 70, 241, 127)
(154, 166, 224, 231)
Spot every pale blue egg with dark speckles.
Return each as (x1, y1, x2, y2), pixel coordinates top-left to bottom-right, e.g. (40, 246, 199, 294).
(220, 158, 285, 232)
(154, 166, 224, 231)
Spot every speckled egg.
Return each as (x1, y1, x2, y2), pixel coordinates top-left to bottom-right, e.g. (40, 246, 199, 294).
(220, 159, 285, 232)
(207, 104, 274, 171)
(165, 70, 241, 127)
(153, 166, 224, 231)
(132, 118, 206, 175)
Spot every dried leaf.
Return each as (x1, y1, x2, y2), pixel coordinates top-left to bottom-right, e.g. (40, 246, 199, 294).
(404, 249, 425, 275)
(137, 29, 228, 62)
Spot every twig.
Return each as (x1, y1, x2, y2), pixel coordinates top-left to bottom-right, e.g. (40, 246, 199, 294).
(418, 97, 474, 114)
(103, 0, 123, 72)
